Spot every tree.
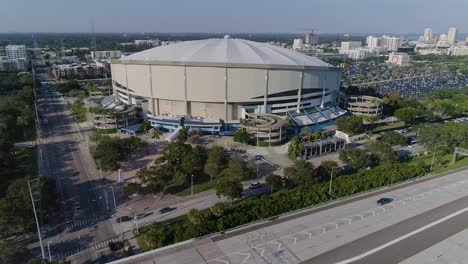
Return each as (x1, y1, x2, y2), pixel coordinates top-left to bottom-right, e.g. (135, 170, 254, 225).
(137, 163, 175, 194)
(0, 241, 30, 264)
(225, 156, 246, 179)
(216, 178, 243, 201)
(288, 136, 305, 158)
(181, 146, 206, 178)
(381, 131, 407, 146)
(233, 129, 251, 144)
(211, 202, 227, 217)
(336, 116, 364, 135)
(139, 122, 151, 133)
(284, 160, 317, 185)
(316, 161, 340, 182)
(265, 174, 283, 193)
(187, 209, 204, 225)
(152, 128, 162, 140)
(339, 148, 368, 171)
(394, 107, 424, 124)
(204, 146, 226, 179)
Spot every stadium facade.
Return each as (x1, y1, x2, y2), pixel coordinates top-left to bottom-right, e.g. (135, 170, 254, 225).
(110, 36, 344, 132)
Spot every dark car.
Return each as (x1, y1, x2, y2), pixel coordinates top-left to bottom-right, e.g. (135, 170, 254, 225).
(254, 155, 263, 160)
(159, 207, 175, 214)
(108, 241, 124, 251)
(249, 182, 262, 190)
(377, 198, 393, 205)
(116, 216, 132, 223)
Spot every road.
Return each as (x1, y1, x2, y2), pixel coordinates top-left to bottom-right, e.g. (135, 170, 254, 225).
(29, 66, 118, 262)
(108, 167, 468, 264)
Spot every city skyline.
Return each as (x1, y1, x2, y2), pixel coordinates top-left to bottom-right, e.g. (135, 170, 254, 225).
(1, 0, 468, 34)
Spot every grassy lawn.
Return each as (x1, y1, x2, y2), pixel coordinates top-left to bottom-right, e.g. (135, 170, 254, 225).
(14, 146, 37, 177)
(371, 121, 406, 133)
(407, 152, 468, 174)
(174, 178, 219, 197)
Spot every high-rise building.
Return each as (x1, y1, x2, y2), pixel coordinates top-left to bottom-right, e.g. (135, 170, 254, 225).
(5, 45, 28, 71)
(447, 27, 457, 45)
(381, 36, 401, 51)
(304, 32, 319, 45)
(341, 41, 362, 50)
(423, 28, 433, 42)
(367, 36, 380, 49)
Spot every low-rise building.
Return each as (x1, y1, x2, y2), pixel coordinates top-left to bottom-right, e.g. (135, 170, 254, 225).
(341, 41, 362, 50)
(451, 46, 468, 56)
(388, 52, 410, 66)
(91, 50, 122, 60)
(52, 63, 106, 80)
(347, 95, 383, 117)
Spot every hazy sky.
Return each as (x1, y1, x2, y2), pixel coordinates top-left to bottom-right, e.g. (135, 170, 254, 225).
(1, 0, 467, 34)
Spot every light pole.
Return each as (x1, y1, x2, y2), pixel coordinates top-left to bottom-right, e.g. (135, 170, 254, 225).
(104, 188, 109, 211)
(134, 212, 139, 234)
(47, 241, 52, 262)
(429, 144, 447, 174)
(191, 174, 194, 196)
(110, 185, 117, 209)
(28, 179, 45, 260)
(328, 167, 334, 195)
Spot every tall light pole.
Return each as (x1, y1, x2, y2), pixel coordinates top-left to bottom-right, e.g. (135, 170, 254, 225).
(191, 174, 194, 196)
(28, 179, 45, 260)
(328, 167, 334, 195)
(104, 188, 109, 211)
(47, 241, 52, 262)
(110, 185, 117, 208)
(134, 212, 139, 234)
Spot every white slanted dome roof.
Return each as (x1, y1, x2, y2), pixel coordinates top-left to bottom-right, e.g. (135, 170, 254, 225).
(121, 38, 331, 67)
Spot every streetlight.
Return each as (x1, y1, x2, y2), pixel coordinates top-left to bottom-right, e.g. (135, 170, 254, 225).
(47, 241, 52, 262)
(134, 212, 139, 234)
(110, 185, 117, 209)
(191, 174, 194, 196)
(429, 144, 448, 174)
(28, 179, 45, 260)
(98, 160, 103, 179)
(328, 167, 334, 195)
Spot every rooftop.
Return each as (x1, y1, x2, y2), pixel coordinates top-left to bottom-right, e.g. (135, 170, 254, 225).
(121, 37, 331, 68)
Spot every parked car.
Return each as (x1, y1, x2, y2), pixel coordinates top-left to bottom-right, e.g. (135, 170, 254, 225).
(249, 182, 262, 190)
(159, 207, 175, 214)
(116, 216, 132, 223)
(376, 198, 393, 205)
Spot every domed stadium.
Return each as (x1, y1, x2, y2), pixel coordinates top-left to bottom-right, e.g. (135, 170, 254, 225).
(110, 36, 345, 132)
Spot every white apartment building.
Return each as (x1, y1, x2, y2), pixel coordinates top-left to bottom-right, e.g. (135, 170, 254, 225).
(423, 28, 433, 42)
(448, 27, 457, 45)
(293, 39, 304, 50)
(451, 46, 468, 56)
(340, 48, 378, 60)
(381, 36, 401, 52)
(91, 50, 122, 60)
(367, 36, 380, 49)
(388, 52, 410, 66)
(5, 45, 28, 71)
(341, 41, 362, 50)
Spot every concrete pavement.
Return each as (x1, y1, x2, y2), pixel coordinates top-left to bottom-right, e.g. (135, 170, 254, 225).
(109, 167, 468, 264)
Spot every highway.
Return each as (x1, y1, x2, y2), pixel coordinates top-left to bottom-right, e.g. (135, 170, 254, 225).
(109, 167, 468, 264)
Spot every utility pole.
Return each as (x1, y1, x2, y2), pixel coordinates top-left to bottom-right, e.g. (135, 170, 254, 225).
(28, 179, 45, 260)
(104, 188, 109, 210)
(328, 167, 334, 195)
(191, 174, 194, 196)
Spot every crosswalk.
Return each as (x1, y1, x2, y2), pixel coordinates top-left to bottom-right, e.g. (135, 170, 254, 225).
(60, 214, 107, 231)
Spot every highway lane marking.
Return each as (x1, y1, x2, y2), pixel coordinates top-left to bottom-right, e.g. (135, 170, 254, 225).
(198, 179, 468, 264)
(336, 205, 468, 264)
